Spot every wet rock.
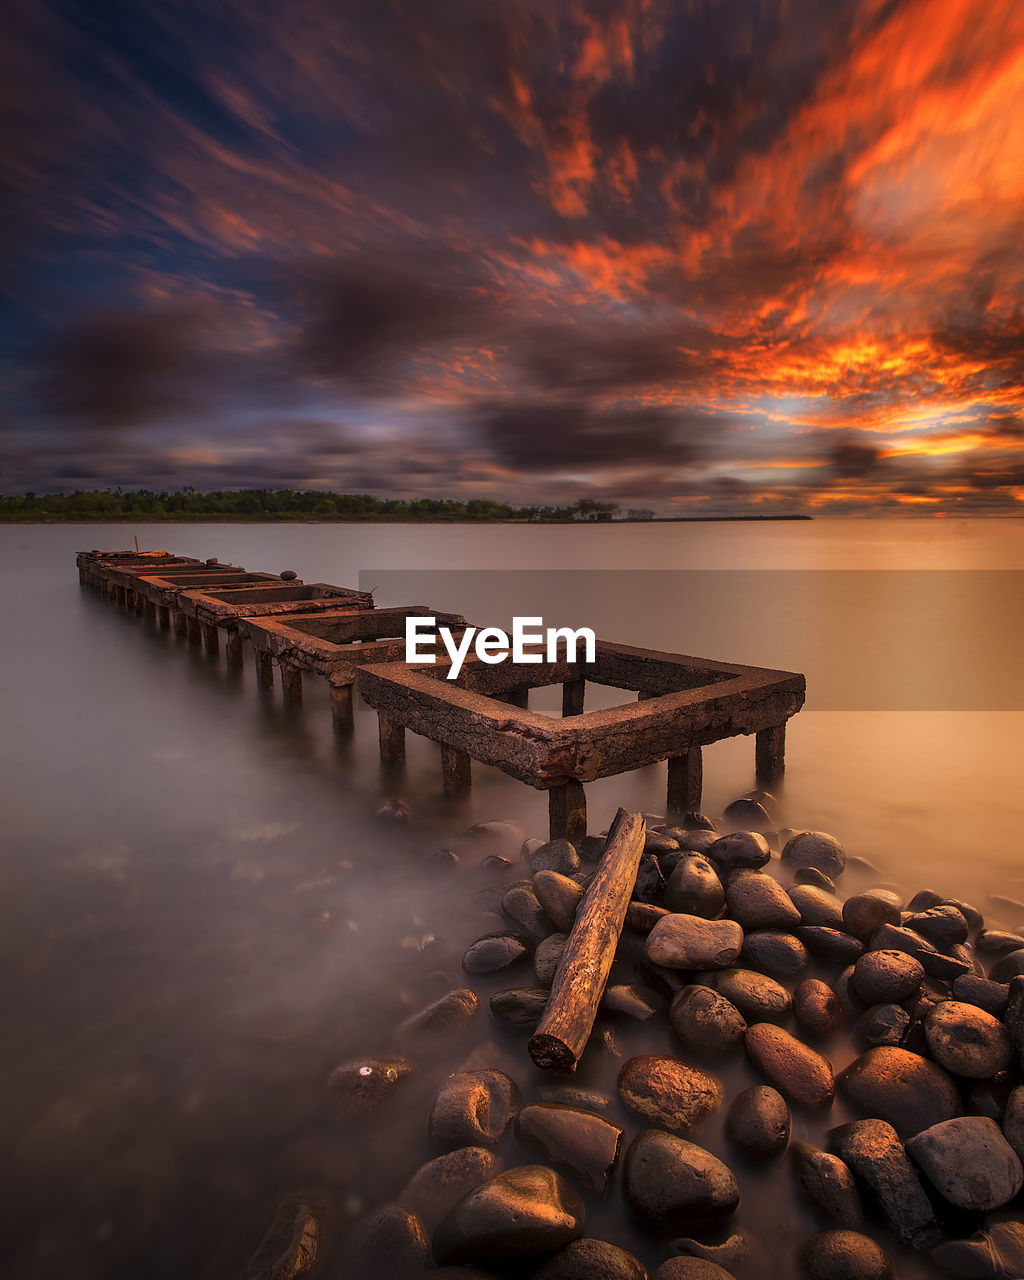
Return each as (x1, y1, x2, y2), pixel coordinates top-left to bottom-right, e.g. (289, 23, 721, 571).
(796, 867, 836, 891)
(726, 1085, 791, 1162)
(534, 933, 570, 987)
(462, 932, 532, 975)
(428, 1070, 520, 1149)
(726, 870, 801, 930)
(710, 968, 792, 1022)
(653, 1260, 734, 1280)
(399, 1147, 503, 1230)
(843, 893, 902, 943)
(623, 1129, 740, 1232)
(829, 1119, 942, 1250)
(672, 828, 720, 855)
(838, 1046, 962, 1137)
(791, 1143, 864, 1227)
(870, 923, 970, 980)
(664, 1231, 752, 1275)
(799, 1229, 891, 1280)
(931, 1219, 1024, 1278)
(924, 1000, 1012, 1078)
(646, 915, 743, 970)
(533, 870, 583, 932)
(578, 834, 607, 861)
(794, 979, 843, 1037)
(967, 1069, 1020, 1121)
(945, 897, 984, 932)
(533, 1237, 649, 1280)
(903, 905, 969, 948)
(669, 985, 747, 1055)
(1002, 1084, 1024, 1161)
(723, 796, 773, 830)
(603, 983, 667, 1022)
(664, 856, 725, 918)
(396, 988, 480, 1049)
(1004, 976, 1024, 1063)
(326, 1056, 414, 1116)
(432, 1165, 584, 1266)
(855, 1004, 910, 1048)
(537, 1086, 612, 1111)
(635, 853, 667, 903)
(240, 1193, 329, 1280)
(907, 1116, 1023, 1210)
(626, 901, 671, 935)
(646, 830, 681, 855)
(617, 1055, 725, 1133)
(502, 884, 554, 939)
(782, 831, 846, 878)
(906, 888, 944, 911)
(790, 885, 844, 929)
(377, 798, 411, 823)
(745, 1024, 834, 1109)
(489, 987, 548, 1028)
(480, 854, 514, 872)
(463, 819, 527, 851)
(418, 1270, 502, 1279)
(977, 929, 1024, 955)
(530, 838, 581, 876)
(990, 948, 1024, 983)
(798, 927, 864, 965)
(836, 965, 866, 1021)
(707, 831, 771, 873)
(339, 1202, 427, 1279)
(851, 950, 924, 1004)
(741, 929, 808, 978)
(515, 1104, 623, 1194)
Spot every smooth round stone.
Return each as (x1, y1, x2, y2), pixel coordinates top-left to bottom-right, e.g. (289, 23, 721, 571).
(966, 1069, 1020, 1121)
(646, 916, 744, 970)
(796, 867, 836, 891)
(798, 927, 864, 965)
(538, 1086, 612, 1112)
(533, 870, 583, 932)
(530, 839, 581, 875)
(842, 893, 901, 943)
(789, 885, 844, 929)
(855, 1004, 910, 1048)
(674, 829, 719, 855)
(726, 1085, 791, 1161)
(515, 1104, 623, 1194)
(634, 853, 666, 904)
(726, 870, 801, 930)
(533, 1238, 649, 1280)
(711, 968, 791, 1022)
(664, 856, 725, 918)
(535, 933, 569, 987)
(794, 979, 843, 1037)
(837, 1047, 963, 1137)
(800, 1230, 891, 1280)
(578, 835, 607, 861)
(931, 1220, 1024, 1280)
(626, 902, 671, 934)
(602, 983, 667, 1022)
(341, 1202, 428, 1278)
(502, 884, 554, 938)
(924, 1000, 1012, 1078)
(669, 986, 747, 1055)
(906, 888, 944, 911)
(782, 831, 846, 878)
(829, 1119, 942, 1250)
(623, 1129, 740, 1232)
(654, 1261, 734, 1280)
(618, 1055, 724, 1133)
(945, 897, 984, 931)
(851, 951, 924, 1004)
(907, 1116, 1024, 1210)
(489, 987, 548, 1028)
(791, 1143, 863, 1227)
(903, 905, 969, 948)
(429, 1070, 520, 1149)
(646, 830, 681, 856)
(462, 932, 532, 975)
(326, 1055, 414, 1116)
(741, 929, 808, 978)
(432, 1165, 584, 1266)
(745, 1024, 834, 1109)
(722, 797, 773, 831)
(990, 948, 1024, 983)
(399, 1147, 503, 1230)
(707, 831, 771, 872)
(664, 1231, 753, 1275)
(977, 929, 1024, 955)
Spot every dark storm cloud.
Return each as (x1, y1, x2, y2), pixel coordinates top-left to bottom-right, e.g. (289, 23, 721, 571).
(828, 437, 882, 477)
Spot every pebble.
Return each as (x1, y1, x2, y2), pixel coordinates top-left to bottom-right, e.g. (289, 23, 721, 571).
(623, 1129, 740, 1232)
(653, 1261, 734, 1280)
(790, 1143, 864, 1227)
(924, 999, 1012, 1077)
(945, 896, 984, 931)
(399, 1147, 503, 1230)
(842, 893, 902, 943)
(240, 1193, 330, 1280)
(428, 1070, 520, 1149)
(855, 1003, 910, 1048)
(829, 1119, 942, 1250)
(489, 987, 548, 1028)
(725, 870, 801, 930)
(797, 927, 864, 964)
(799, 1229, 891, 1280)
(741, 929, 808, 977)
(533, 870, 583, 932)
(462, 933, 532, 975)
(395, 988, 480, 1049)
(789, 885, 844, 929)
(781, 831, 846, 878)
(907, 1115, 1024, 1210)
(646, 830, 681, 855)
(528, 839, 581, 875)
(537, 1086, 612, 1112)
(794, 979, 843, 1037)
(723, 796, 773, 830)
(432, 1165, 585, 1267)
(669, 985, 747, 1055)
(932, 1219, 1024, 1280)
(837, 1046, 962, 1138)
(661, 828, 719, 855)
(990, 948, 1024, 983)
(745, 1024, 834, 1108)
(625, 902, 671, 933)
(664, 1231, 752, 1275)
(1003, 1085, 1024, 1162)
(869, 923, 969, 980)
(645, 915, 744, 970)
(977, 929, 1024, 955)
(515, 1104, 623, 1194)
(502, 884, 554, 938)
(534, 933, 569, 986)
(851, 950, 924, 1004)
(326, 1055, 414, 1116)
(617, 1055, 725, 1133)
(725, 1085, 791, 1161)
(602, 983, 666, 1022)
(337, 1202, 428, 1279)
(707, 831, 771, 873)
(902, 904, 969, 948)
(533, 1238, 649, 1280)
(710, 968, 792, 1021)
(664, 856, 725, 917)
(795, 867, 836, 891)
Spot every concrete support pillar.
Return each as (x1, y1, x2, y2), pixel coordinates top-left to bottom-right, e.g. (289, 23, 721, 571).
(107, 582, 117, 602)
(441, 744, 472, 798)
(280, 661, 302, 704)
(116, 585, 127, 606)
(158, 605, 171, 630)
(667, 748, 703, 814)
(549, 781, 587, 844)
(562, 678, 586, 717)
(255, 651, 274, 689)
(225, 629, 243, 670)
(330, 685, 354, 736)
(187, 616, 202, 647)
(378, 714, 406, 767)
(135, 591, 145, 615)
(203, 625, 220, 659)
(144, 599, 157, 623)
(755, 724, 787, 787)
(173, 609, 188, 637)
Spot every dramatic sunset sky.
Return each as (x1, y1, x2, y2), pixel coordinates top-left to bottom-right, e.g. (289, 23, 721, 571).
(3, 0, 1023, 513)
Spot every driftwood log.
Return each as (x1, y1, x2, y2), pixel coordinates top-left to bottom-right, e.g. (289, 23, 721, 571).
(528, 806, 646, 1071)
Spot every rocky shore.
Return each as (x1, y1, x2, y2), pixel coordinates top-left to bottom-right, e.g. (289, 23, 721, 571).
(237, 796, 1024, 1279)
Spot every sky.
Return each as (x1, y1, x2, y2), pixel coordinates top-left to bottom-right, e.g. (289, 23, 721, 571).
(2, 0, 1023, 514)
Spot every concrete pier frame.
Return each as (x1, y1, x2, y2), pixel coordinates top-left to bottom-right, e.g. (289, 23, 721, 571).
(279, 661, 302, 704)
(755, 724, 787, 786)
(667, 748, 703, 814)
(378, 713, 406, 768)
(549, 781, 588, 844)
(330, 685, 354, 735)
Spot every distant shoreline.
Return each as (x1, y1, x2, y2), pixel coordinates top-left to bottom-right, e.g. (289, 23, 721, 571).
(0, 513, 814, 525)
